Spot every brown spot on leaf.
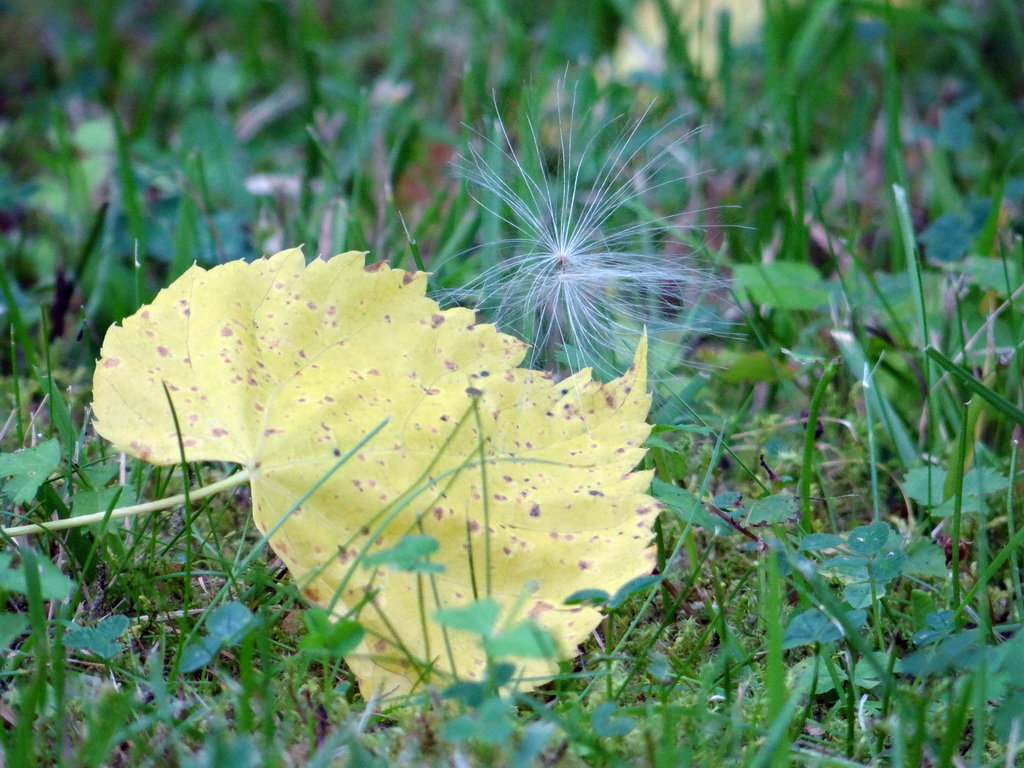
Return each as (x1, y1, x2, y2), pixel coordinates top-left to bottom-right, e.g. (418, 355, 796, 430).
(302, 586, 324, 603)
(129, 440, 152, 461)
(528, 601, 553, 618)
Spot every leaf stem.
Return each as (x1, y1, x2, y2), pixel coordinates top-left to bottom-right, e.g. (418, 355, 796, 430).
(1, 469, 251, 539)
(800, 358, 838, 527)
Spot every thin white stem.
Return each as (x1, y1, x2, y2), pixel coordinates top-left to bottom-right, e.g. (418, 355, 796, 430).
(2, 469, 252, 538)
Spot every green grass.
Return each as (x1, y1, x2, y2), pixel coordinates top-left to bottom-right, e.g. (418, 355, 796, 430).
(2, 0, 1024, 764)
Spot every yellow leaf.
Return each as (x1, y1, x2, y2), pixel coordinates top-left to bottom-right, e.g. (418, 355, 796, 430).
(615, 0, 763, 78)
(92, 248, 658, 698)
(614, 0, 921, 79)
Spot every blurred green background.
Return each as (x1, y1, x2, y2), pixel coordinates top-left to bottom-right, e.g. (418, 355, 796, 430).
(2, 0, 1022, 383)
